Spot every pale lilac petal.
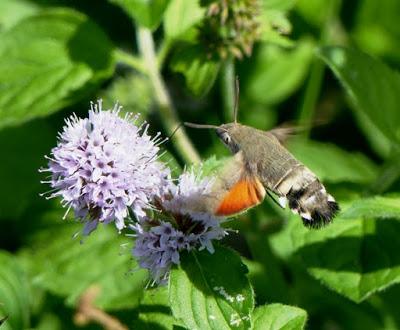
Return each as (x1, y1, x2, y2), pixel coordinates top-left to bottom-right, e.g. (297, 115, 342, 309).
(42, 100, 170, 234)
(130, 171, 227, 285)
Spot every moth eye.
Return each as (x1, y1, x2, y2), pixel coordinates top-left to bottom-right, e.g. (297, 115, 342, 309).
(222, 132, 231, 144)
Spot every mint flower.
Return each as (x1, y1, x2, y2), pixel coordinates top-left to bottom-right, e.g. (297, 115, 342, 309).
(132, 171, 227, 284)
(41, 100, 169, 234)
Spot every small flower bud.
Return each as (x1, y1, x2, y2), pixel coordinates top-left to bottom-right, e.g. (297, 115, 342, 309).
(199, 0, 261, 60)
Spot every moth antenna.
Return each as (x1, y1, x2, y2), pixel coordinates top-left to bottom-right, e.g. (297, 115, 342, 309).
(169, 122, 184, 139)
(184, 122, 221, 130)
(233, 76, 240, 123)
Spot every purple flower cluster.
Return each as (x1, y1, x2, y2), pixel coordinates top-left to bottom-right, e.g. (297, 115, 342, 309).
(42, 101, 169, 234)
(42, 101, 228, 284)
(132, 172, 227, 284)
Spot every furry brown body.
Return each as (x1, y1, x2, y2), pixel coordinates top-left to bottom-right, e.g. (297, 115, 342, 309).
(210, 123, 339, 228)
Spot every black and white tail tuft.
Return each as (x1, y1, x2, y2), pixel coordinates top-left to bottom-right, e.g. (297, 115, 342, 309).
(285, 180, 339, 229)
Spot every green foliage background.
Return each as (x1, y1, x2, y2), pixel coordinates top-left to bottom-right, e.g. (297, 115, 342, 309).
(1, 0, 400, 329)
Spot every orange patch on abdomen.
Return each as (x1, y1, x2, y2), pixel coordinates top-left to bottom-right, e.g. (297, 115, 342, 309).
(216, 179, 265, 216)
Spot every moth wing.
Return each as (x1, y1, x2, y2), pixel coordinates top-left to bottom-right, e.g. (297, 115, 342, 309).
(206, 152, 266, 216)
(267, 126, 300, 144)
(268, 120, 327, 144)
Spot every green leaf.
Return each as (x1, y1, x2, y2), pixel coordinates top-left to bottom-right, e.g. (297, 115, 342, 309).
(287, 139, 378, 184)
(171, 45, 220, 96)
(263, 0, 297, 11)
(0, 8, 115, 129)
(259, 0, 295, 47)
(164, 0, 204, 39)
(341, 195, 400, 220)
(246, 40, 314, 105)
(189, 156, 227, 178)
(352, 0, 400, 60)
(0, 251, 30, 330)
(288, 265, 385, 330)
(259, 10, 294, 48)
(34, 314, 62, 330)
(109, 0, 169, 30)
(242, 258, 288, 306)
(295, 0, 332, 27)
(169, 246, 254, 330)
(271, 216, 400, 302)
(318, 46, 400, 145)
(252, 304, 307, 330)
(352, 109, 392, 159)
(0, 0, 39, 31)
(100, 73, 153, 116)
(20, 223, 147, 310)
(132, 287, 177, 329)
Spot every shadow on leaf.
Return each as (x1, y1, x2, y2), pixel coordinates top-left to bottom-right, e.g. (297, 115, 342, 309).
(295, 218, 400, 273)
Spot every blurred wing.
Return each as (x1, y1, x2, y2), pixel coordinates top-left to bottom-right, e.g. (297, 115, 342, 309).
(268, 126, 300, 144)
(268, 120, 327, 144)
(209, 152, 266, 216)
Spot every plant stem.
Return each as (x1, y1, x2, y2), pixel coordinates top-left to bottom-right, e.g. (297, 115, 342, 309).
(74, 286, 128, 330)
(136, 27, 200, 164)
(114, 49, 147, 74)
(220, 58, 235, 122)
(298, 59, 325, 137)
(157, 38, 173, 69)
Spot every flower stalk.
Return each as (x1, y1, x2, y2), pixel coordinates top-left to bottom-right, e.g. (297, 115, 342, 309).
(74, 286, 128, 330)
(220, 57, 236, 122)
(136, 27, 200, 164)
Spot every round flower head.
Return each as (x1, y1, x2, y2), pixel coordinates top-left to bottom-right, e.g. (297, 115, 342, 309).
(162, 170, 215, 214)
(132, 171, 227, 284)
(42, 100, 170, 234)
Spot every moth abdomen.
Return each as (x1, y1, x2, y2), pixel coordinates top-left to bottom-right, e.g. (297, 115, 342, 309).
(286, 181, 339, 228)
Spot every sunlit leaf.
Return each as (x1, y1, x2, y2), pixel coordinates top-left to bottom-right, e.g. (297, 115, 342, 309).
(109, 0, 169, 30)
(252, 304, 307, 330)
(171, 44, 220, 96)
(0, 251, 30, 330)
(20, 223, 147, 310)
(263, 0, 297, 11)
(246, 40, 314, 105)
(318, 46, 400, 145)
(0, 0, 38, 30)
(341, 195, 400, 220)
(271, 216, 400, 302)
(169, 246, 254, 329)
(0, 8, 115, 129)
(288, 139, 378, 184)
(164, 0, 204, 39)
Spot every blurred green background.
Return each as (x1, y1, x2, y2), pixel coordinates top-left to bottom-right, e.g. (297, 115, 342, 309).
(1, 0, 400, 329)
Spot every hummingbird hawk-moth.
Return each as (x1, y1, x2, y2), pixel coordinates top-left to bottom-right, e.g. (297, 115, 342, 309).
(185, 79, 339, 228)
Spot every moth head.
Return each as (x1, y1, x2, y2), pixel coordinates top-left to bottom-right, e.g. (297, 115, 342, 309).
(184, 76, 242, 154)
(216, 123, 240, 154)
